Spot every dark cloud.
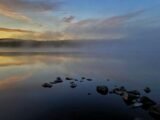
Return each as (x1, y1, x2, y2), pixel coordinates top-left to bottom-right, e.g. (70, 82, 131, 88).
(63, 16, 75, 23)
(0, 0, 62, 12)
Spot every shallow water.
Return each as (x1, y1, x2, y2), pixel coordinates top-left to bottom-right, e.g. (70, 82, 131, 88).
(0, 51, 159, 120)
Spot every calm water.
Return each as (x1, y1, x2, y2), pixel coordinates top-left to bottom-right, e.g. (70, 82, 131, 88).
(0, 49, 159, 120)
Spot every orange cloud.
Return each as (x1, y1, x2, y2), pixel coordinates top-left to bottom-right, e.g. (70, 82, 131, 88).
(0, 27, 33, 33)
(0, 27, 75, 40)
(0, 4, 31, 22)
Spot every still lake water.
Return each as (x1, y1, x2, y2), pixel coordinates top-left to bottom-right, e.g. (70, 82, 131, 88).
(0, 44, 160, 120)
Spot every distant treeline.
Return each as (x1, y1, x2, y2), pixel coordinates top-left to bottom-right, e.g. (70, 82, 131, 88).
(0, 39, 79, 48)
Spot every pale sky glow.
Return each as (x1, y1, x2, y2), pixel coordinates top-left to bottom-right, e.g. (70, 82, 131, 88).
(0, 0, 160, 40)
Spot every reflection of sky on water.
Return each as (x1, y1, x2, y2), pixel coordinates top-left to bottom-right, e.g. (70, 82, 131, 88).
(0, 52, 159, 120)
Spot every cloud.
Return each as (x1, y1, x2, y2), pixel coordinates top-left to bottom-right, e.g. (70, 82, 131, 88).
(0, 0, 62, 21)
(0, 0, 62, 12)
(0, 27, 74, 40)
(65, 10, 144, 40)
(0, 27, 33, 33)
(0, 10, 146, 41)
(63, 16, 75, 23)
(0, 4, 31, 22)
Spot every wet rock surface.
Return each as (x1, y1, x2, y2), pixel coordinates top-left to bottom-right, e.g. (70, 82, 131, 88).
(42, 83, 52, 88)
(149, 104, 160, 119)
(42, 76, 160, 119)
(50, 77, 63, 84)
(144, 87, 151, 93)
(96, 86, 108, 95)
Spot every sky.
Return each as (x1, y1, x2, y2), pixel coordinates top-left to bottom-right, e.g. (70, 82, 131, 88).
(0, 0, 160, 41)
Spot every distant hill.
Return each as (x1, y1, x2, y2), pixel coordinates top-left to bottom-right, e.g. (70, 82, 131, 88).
(0, 38, 80, 48)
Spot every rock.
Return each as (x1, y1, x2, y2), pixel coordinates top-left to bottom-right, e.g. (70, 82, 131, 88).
(74, 79, 78, 81)
(149, 104, 160, 119)
(66, 77, 73, 80)
(81, 77, 85, 79)
(122, 90, 141, 106)
(42, 83, 52, 88)
(140, 96, 156, 109)
(144, 87, 151, 93)
(70, 83, 77, 88)
(113, 87, 126, 96)
(96, 86, 108, 95)
(51, 77, 63, 84)
(132, 102, 143, 108)
(112, 86, 127, 95)
(57, 77, 62, 80)
(86, 78, 92, 81)
(127, 90, 141, 97)
(120, 86, 126, 91)
(88, 93, 91, 95)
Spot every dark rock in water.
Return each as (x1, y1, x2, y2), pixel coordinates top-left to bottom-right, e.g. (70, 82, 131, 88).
(74, 79, 78, 81)
(140, 96, 156, 110)
(51, 77, 63, 84)
(96, 86, 108, 95)
(88, 93, 91, 95)
(149, 104, 160, 119)
(144, 87, 151, 93)
(120, 86, 126, 91)
(57, 77, 62, 80)
(113, 87, 126, 96)
(42, 83, 52, 88)
(86, 78, 92, 81)
(66, 77, 73, 80)
(132, 102, 143, 108)
(127, 90, 141, 97)
(70, 83, 77, 88)
(81, 77, 85, 79)
(122, 90, 141, 106)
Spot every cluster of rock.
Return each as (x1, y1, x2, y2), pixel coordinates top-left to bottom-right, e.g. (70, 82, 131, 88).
(42, 77, 160, 119)
(42, 77, 92, 89)
(97, 85, 160, 119)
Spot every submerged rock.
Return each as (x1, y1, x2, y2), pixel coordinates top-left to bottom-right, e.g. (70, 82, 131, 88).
(112, 87, 126, 96)
(70, 82, 77, 88)
(86, 78, 92, 81)
(96, 86, 108, 95)
(140, 96, 156, 109)
(88, 93, 92, 95)
(42, 83, 52, 88)
(66, 77, 73, 80)
(81, 77, 85, 79)
(144, 87, 151, 93)
(51, 77, 63, 84)
(128, 90, 140, 96)
(132, 102, 143, 108)
(149, 104, 160, 119)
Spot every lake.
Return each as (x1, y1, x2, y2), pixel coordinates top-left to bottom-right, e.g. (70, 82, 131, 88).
(0, 40, 160, 120)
